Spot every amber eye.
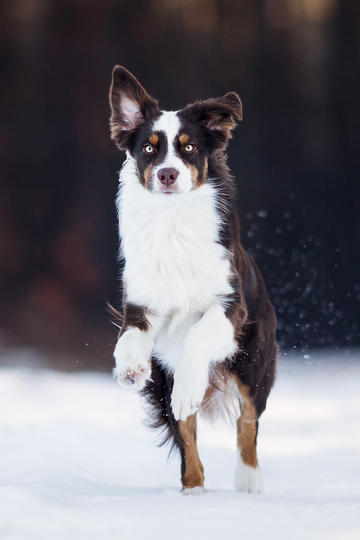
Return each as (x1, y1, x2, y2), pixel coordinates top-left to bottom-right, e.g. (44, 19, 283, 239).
(143, 144, 154, 154)
(185, 143, 195, 153)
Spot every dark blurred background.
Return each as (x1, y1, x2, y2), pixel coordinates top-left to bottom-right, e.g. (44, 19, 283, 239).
(0, 0, 359, 369)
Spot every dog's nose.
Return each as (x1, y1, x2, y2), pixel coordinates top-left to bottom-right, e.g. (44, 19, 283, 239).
(157, 168, 179, 187)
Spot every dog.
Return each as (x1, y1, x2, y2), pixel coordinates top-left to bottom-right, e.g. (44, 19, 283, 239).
(109, 66, 277, 494)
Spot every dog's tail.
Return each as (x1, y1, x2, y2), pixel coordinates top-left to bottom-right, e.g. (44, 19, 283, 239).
(107, 302, 123, 329)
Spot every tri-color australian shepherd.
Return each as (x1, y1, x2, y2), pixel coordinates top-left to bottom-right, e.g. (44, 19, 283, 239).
(109, 66, 277, 494)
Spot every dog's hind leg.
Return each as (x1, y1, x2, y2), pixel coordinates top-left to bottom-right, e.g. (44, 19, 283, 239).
(234, 382, 262, 494)
(142, 360, 204, 493)
(178, 414, 204, 493)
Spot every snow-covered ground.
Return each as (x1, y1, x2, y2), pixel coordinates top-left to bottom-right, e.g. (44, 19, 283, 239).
(1, 352, 360, 540)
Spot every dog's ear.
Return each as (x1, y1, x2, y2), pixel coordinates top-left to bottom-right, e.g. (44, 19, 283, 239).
(180, 92, 242, 149)
(109, 66, 159, 150)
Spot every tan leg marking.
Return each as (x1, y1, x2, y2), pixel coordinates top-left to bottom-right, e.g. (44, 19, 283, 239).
(236, 380, 258, 468)
(178, 414, 204, 489)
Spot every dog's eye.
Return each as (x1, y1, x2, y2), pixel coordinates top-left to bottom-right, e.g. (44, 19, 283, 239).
(185, 143, 195, 153)
(143, 144, 154, 154)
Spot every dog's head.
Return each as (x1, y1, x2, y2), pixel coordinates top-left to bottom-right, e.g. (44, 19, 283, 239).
(109, 66, 242, 194)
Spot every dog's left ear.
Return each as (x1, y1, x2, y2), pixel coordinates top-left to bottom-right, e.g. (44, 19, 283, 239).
(180, 92, 242, 149)
(109, 66, 159, 150)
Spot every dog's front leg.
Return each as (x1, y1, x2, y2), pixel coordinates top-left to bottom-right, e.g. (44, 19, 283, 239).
(171, 304, 238, 421)
(113, 307, 162, 390)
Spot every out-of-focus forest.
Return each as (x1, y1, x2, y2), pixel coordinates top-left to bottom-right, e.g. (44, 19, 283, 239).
(0, 0, 359, 369)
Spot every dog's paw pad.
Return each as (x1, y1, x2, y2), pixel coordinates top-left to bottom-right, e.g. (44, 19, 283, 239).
(113, 364, 149, 390)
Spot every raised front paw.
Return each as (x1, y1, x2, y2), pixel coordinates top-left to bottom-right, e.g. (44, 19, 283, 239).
(113, 329, 152, 391)
(171, 366, 208, 421)
(113, 362, 150, 389)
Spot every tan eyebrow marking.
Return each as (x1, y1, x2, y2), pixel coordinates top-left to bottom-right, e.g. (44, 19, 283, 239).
(179, 133, 190, 145)
(149, 133, 159, 145)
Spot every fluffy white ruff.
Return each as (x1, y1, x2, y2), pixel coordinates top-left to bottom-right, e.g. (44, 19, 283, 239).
(234, 458, 262, 494)
(182, 486, 205, 496)
(118, 156, 233, 316)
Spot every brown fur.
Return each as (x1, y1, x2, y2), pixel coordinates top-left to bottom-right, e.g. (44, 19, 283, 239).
(149, 133, 159, 145)
(185, 158, 208, 188)
(235, 381, 259, 467)
(188, 164, 200, 187)
(143, 164, 153, 186)
(202, 158, 208, 185)
(136, 162, 154, 187)
(119, 302, 150, 337)
(237, 416, 258, 468)
(107, 302, 123, 326)
(178, 415, 204, 489)
(179, 92, 242, 150)
(179, 133, 190, 145)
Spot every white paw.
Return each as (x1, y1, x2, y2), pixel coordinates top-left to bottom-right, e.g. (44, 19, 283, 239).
(113, 329, 152, 390)
(234, 458, 262, 494)
(171, 364, 208, 421)
(182, 486, 205, 496)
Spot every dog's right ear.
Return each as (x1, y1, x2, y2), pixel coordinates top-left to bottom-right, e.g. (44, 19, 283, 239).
(109, 66, 159, 151)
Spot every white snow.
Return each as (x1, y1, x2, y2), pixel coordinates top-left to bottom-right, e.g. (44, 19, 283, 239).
(1, 352, 360, 539)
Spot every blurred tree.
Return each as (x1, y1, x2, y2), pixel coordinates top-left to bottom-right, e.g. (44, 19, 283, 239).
(0, 0, 359, 367)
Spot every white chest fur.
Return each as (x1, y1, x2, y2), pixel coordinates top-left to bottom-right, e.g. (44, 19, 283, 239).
(117, 157, 233, 317)
(115, 157, 237, 377)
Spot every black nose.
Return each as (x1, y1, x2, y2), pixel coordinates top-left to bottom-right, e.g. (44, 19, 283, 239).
(157, 168, 179, 187)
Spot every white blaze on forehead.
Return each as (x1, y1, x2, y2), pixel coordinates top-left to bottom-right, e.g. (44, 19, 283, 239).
(151, 111, 193, 193)
(152, 110, 181, 154)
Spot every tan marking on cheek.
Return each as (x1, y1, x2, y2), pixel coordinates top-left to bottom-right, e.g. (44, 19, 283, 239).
(178, 415, 204, 489)
(179, 133, 190, 145)
(187, 160, 208, 189)
(202, 158, 208, 183)
(136, 165, 145, 186)
(149, 133, 158, 145)
(189, 164, 199, 187)
(143, 164, 153, 186)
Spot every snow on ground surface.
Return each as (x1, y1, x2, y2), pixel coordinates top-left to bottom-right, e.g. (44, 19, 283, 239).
(1, 351, 360, 540)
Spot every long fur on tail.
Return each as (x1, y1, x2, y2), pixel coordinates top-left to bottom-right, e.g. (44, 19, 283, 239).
(141, 358, 183, 455)
(107, 302, 123, 329)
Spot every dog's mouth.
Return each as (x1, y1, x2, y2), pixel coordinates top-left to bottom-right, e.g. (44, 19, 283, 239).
(157, 186, 178, 195)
